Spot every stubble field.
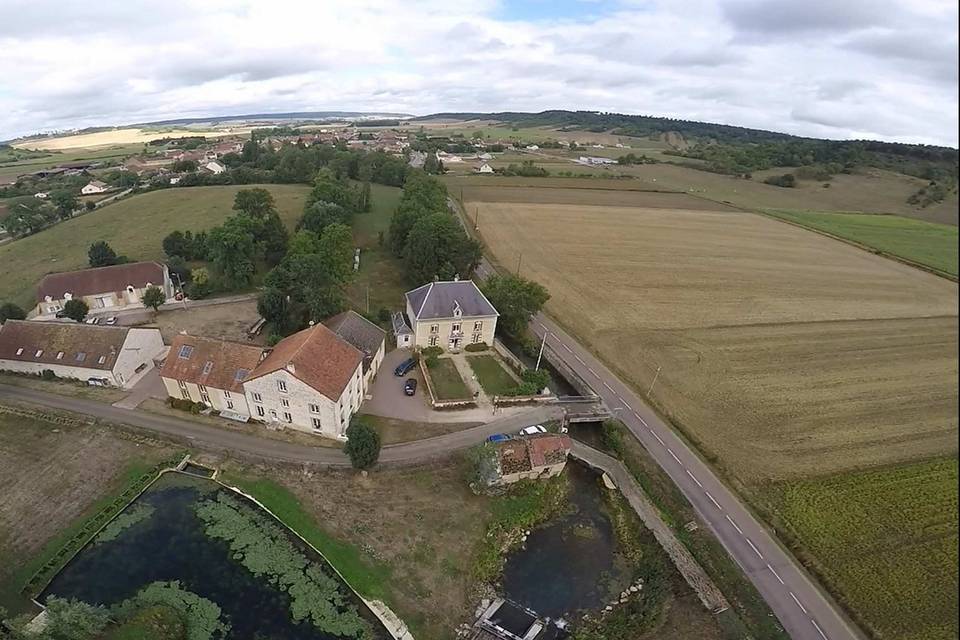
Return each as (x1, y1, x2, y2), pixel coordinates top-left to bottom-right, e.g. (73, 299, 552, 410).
(466, 183, 959, 639)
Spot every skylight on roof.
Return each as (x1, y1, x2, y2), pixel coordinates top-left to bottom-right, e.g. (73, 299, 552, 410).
(76, 352, 86, 362)
(235, 369, 249, 381)
(178, 345, 194, 359)
(202, 361, 214, 375)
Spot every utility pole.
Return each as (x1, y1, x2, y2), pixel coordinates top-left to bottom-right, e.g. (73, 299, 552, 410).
(365, 286, 370, 314)
(647, 365, 662, 396)
(516, 252, 523, 276)
(474, 206, 480, 230)
(535, 331, 548, 370)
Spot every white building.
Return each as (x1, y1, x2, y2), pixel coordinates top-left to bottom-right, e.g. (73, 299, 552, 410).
(475, 163, 494, 174)
(0, 320, 164, 389)
(242, 324, 366, 439)
(204, 160, 227, 174)
(34, 261, 174, 319)
(160, 334, 265, 420)
(578, 156, 618, 165)
(324, 310, 385, 392)
(81, 180, 109, 195)
(404, 280, 499, 351)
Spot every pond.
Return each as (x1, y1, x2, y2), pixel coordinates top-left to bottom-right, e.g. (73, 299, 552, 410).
(41, 473, 390, 640)
(501, 462, 634, 620)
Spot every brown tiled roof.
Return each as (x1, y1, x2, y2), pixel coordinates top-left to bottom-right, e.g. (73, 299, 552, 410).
(248, 323, 363, 400)
(0, 320, 130, 371)
(496, 435, 571, 475)
(37, 261, 166, 302)
(160, 334, 265, 393)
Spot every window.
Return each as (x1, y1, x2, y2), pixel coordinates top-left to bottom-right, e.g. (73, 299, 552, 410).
(252, 392, 262, 403)
(178, 345, 194, 359)
(452, 322, 461, 333)
(97, 355, 107, 364)
(223, 390, 231, 399)
(76, 352, 86, 362)
(198, 384, 207, 393)
(283, 412, 292, 423)
(178, 380, 187, 390)
(255, 405, 265, 417)
(15, 348, 23, 356)
(180, 388, 190, 400)
(202, 361, 214, 375)
(430, 323, 439, 334)
(200, 392, 210, 404)
(56, 351, 64, 360)
(226, 400, 234, 410)
(428, 336, 438, 347)
(474, 321, 483, 331)
(117, 373, 124, 384)
(309, 404, 320, 414)
(277, 380, 287, 393)
(34, 349, 43, 358)
(472, 333, 482, 344)
(311, 417, 322, 429)
(281, 398, 289, 408)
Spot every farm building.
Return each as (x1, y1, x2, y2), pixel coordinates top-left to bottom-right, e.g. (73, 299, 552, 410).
(492, 434, 572, 486)
(404, 279, 499, 351)
(0, 320, 164, 389)
(160, 334, 265, 421)
(242, 323, 366, 439)
(475, 163, 494, 174)
(323, 310, 385, 391)
(577, 156, 617, 165)
(34, 261, 174, 319)
(80, 180, 109, 195)
(203, 160, 227, 174)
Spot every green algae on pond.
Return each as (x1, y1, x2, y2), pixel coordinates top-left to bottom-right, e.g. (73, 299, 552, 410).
(41, 472, 390, 640)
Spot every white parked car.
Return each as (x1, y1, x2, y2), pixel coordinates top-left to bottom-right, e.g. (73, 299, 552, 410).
(85, 317, 98, 324)
(519, 425, 547, 436)
(105, 316, 118, 325)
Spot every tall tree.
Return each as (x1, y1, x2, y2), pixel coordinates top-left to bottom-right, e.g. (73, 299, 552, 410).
(88, 241, 118, 267)
(316, 223, 355, 283)
(233, 188, 276, 219)
(388, 171, 448, 255)
(50, 190, 79, 220)
(162, 230, 192, 259)
(402, 212, 482, 284)
(298, 201, 350, 235)
(343, 420, 381, 470)
(359, 181, 372, 212)
(481, 274, 551, 338)
(142, 285, 165, 311)
(306, 168, 356, 213)
(0, 302, 26, 322)
(207, 216, 257, 289)
(62, 299, 89, 323)
(259, 213, 289, 266)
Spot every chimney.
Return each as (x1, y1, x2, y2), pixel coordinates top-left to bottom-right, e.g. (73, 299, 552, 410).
(285, 362, 296, 374)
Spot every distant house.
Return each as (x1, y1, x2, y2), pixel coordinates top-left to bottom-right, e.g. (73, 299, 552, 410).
(242, 323, 366, 439)
(437, 151, 463, 163)
(324, 310, 386, 391)
(34, 261, 173, 318)
(492, 434, 572, 485)
(0, 320, 164, 389)
(525, 145, 539, 151)
(203, 160, 226, 174)
(33, 192, 49, 199)
(475, 163, 494, 174)
(405, 279, 499, 351)
(160, 334, 265, 420)
(477, 152, 493, 161)
(578, 156, 617, 166)
(169, 175, 182, 185)
(81, 180, 109, 195)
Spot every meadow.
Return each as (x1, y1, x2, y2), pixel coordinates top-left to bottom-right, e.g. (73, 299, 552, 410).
(465, 182, 959, 638)
(759, 457, 958, 640)
(0, 185, 310, 308)
(763, 209, 958, 277)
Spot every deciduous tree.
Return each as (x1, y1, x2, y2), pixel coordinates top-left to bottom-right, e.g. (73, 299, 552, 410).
(0, 302, 26, 322)
(343, 420, 380, 470)
(142, 285, 165, 311)
(63, 299, 89, 323)
(482, 274, 550, 338)
(88, 241, 118, 267)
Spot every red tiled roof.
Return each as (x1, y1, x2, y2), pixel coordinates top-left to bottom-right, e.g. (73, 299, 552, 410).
(37, 261, 166, 303)
(496, 434, 571, 475)
(160, 334, 265, 393)
(248, 323, 363, 400)
(528, 435, 572, 468)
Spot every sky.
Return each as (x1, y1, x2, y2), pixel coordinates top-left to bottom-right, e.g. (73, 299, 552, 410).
(0, 0, 957, 146)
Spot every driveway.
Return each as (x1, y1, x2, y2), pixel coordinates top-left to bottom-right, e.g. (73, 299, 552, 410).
(113, 367, 167, 409)
(361, 348, 528, 424)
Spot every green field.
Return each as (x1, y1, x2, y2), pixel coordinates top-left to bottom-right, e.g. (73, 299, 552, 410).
(0, 144, 143, 182)
(346, 182, 406, 314)
(426, 358, 472, 400)
(765, 209, 959, 277)
(759, 457, 959, 640)
(467, 355, 517, 396)
(0, 184, 310, 308)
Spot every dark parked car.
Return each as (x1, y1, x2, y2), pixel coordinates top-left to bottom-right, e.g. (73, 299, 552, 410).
(486, 433, 511, 443)
(394, 357, 417, 376)
(404, 378, 418, 396)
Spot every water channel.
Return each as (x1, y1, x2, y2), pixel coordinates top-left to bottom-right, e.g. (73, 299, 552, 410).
(41, 473, 389, 640)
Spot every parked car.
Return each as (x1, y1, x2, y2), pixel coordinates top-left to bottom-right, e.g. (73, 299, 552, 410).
(85, 317, 100, 325)
(486, 433, 511, 443)
(86, 377, 111, 387)
(105, 316, 118, 325)
(394, 357, 417, 376)
(55, 310, 66, 318)
(404, 378, 418, 396)
(519, 425, 547, 436)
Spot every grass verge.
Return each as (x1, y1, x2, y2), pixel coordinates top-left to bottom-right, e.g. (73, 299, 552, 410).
(467, 355, 518, 396)
(425, 358, 472, 401)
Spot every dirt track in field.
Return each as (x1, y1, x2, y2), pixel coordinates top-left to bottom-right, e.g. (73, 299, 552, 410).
(473, 200, 959, 482)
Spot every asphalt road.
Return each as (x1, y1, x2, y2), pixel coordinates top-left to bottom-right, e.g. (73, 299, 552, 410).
(525, 312, 864, 640)
(0, 383, 558, 466)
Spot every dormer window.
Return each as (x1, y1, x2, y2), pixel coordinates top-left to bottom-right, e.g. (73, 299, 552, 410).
(56, 351, 64, 360)
(15, 348, 23, 356)
(97, 355, 107, 364)
(34, 349, 43, 358)
(453, 300, 462, 318)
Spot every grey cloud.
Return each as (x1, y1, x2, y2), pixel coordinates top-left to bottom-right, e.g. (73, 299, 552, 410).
(816, 79, 872, 100)
(722, 0, 895, 35)
(659, 47, 743, 67)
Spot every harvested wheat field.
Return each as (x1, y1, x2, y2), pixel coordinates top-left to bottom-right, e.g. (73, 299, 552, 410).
(469, 194, 959, 482)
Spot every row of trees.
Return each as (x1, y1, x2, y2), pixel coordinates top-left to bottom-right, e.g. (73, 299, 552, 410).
(387, 172, 481, 284)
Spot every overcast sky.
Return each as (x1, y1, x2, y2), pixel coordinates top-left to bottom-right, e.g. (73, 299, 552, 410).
(1, 0, 957, 146)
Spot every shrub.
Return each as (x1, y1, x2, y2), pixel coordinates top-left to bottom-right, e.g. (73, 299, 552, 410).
(344, 420, 381, 470)
(763, 173, 796, 188)
(420, 346, 443, 358)
(602, 419, 627, 457)
(40, 369, 58, 381)
(377, 307, 391, 323)
(464, 342, 489, 352)
(167, 397, 204, 413)
(266, 333, 283, 346)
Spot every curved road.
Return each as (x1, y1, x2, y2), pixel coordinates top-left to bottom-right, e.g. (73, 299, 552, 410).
(0, 383, 560, 466)
(525, 312, 864, 640)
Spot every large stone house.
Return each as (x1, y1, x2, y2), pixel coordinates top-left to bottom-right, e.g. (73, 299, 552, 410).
(34, 261, 173, 318)
(404, 280, 499, 351)
(159, 334, 266, 420)
(242, 323, 366, 439)
(323, 310, 386, 392)
(0, 320, 164, 389)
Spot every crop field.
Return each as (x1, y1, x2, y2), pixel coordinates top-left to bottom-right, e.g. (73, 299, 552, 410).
(0, 184, 310, 308)
(0, 143, 142, 182)
(763, 209, 958, 277)
(760, 457, 958, 640)
(12, 127, 239, 150)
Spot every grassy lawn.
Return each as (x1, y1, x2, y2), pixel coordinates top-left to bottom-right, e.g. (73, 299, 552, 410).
(757, 457, 959, 640)
(346, 182, 406, 315)
(425, 358, 472, 401)
(358, 414, 480, 445)
(764, 209, 959, 277)
(466, 354, 517, 396)
(0, 184, 310, 308)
